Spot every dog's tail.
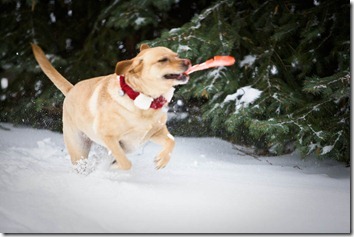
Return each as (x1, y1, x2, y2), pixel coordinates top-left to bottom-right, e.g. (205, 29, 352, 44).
(31, 44, 73, 96)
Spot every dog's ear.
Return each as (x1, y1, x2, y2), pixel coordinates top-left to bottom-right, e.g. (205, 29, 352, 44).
(115, 59, 133, 75)
(129, 59, 143, 77)
(140, 44, 150, 52)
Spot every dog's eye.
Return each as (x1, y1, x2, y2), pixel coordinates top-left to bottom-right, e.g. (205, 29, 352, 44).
(158, 57, 168, 63)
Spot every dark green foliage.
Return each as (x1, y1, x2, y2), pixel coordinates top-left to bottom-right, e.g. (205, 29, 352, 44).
(147, 0, 350, 163)
(0, 0, 208, 131)
(0, 0, 350, 163)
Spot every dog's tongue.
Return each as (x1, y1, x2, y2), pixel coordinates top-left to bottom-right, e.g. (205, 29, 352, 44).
(185, 56, 236, 75)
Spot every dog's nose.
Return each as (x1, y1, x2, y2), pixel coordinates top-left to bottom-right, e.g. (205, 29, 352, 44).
(182, 59, 191, 67)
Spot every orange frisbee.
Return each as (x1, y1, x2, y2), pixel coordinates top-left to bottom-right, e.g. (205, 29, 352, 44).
(185, 56, 236, 75)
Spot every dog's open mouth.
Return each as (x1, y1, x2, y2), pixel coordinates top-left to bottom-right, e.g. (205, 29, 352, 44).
(164, 73, 189, 82)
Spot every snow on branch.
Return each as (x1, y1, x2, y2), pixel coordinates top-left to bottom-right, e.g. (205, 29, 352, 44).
(223, 86, 262, 113)
(191, 0, 232, 30)
(239, 55, 257, 67)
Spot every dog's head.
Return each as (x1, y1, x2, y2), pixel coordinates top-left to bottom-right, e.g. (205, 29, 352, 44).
(115, 44, 191, 97)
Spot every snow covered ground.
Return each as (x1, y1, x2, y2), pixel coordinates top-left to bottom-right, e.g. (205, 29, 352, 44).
(0, 123, 350, 233)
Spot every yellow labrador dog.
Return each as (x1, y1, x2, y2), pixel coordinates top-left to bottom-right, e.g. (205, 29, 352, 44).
(31, 43, 190, 170)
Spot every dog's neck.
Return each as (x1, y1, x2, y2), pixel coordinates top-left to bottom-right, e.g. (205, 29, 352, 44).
(117, 75, 174, 110)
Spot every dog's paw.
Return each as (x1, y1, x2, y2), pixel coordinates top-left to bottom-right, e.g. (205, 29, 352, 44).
(155, 152, 171, 170)
(111, 159, 132, 170)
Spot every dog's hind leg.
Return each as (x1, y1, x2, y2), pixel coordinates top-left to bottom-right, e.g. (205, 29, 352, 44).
(63, 124, 92, 165)
(102, 136, 132, 170)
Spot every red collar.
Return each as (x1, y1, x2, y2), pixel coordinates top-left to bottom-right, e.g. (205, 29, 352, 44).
(117, 75, 167, 110)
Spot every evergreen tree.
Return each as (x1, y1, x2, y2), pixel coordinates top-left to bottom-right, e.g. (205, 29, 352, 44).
(0, 0, 208, 130)
(0, 0, 350, 163)
(147, 0, 350, 163)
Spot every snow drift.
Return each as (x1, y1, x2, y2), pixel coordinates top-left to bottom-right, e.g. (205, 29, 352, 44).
(0, 123, 350, 233)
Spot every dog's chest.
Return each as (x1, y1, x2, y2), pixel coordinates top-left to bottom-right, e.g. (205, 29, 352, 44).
(120, 116, 163, 152)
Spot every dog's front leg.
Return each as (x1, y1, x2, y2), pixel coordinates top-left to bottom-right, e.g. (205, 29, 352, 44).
(150, 126, 175, 169)
(102, 136, 132, 170)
